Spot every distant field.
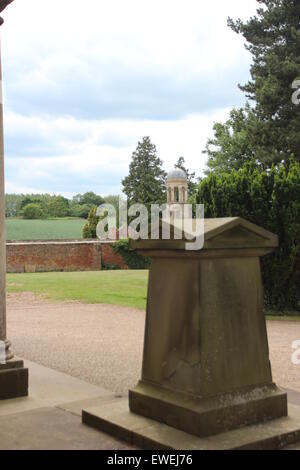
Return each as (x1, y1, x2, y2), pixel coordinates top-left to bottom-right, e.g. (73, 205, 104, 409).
(6, 218, 85, 240)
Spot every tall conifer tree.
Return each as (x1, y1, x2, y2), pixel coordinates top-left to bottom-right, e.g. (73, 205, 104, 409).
(205, 0, 300, 171)
(122, 137, 167, 209)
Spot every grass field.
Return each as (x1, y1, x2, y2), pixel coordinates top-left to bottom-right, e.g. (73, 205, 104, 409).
(6, 270, 300, 317)
(6, 218, 85, 240)
(7, 270, 149, 310)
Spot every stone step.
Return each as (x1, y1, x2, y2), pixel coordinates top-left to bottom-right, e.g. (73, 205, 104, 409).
(82, 399, 300, 450)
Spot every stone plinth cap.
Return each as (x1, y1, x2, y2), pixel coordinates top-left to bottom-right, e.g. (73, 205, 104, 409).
(130, 217, 279, 254)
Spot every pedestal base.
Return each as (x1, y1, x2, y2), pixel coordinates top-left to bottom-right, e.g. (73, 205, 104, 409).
(0, 360, 28, 400)
(129, 381, 287, 438)
(82, 399, 300, 450)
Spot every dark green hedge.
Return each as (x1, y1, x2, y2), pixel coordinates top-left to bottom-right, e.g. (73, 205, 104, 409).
(196, 160, 300, 313)
(112, 239, 150, 270)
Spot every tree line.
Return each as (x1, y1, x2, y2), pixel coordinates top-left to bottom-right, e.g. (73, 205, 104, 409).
(5, 192, 120, 220)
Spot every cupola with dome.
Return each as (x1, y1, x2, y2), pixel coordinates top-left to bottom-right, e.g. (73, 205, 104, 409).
(166, 167, 188, 205)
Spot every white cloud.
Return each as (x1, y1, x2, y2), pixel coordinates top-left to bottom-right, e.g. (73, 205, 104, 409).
(1, 0, 258, 194)
(5, 108, 230, 195)
(3, 0, 257, 68)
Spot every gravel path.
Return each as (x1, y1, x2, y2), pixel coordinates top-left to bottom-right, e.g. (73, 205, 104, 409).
(267, 320, 300, 392)
(7, 293, 300, 394)
(7, 293, 144, 394)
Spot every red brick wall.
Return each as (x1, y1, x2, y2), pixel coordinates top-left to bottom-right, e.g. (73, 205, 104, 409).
(101, 243, 128, 269)
(6, 241, 102, 273)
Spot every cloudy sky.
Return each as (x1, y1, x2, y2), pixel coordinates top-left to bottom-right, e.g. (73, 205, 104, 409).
(2, 0, 258, 197)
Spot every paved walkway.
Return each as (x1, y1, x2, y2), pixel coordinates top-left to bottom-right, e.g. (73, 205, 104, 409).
(0, 360, 135, 450)
(7, 293, 300, 394)
(0, 359, 299, 450)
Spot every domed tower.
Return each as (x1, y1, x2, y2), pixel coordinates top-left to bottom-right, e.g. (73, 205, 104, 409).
(166, 168, 188, 222)
(166, 168, 188, 204)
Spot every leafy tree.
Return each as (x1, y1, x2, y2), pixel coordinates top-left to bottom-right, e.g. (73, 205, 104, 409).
(79, 192, 104, 207)
(122, 137, 167, 209)
(104, 195, 122, 211)
(70, 204, 92, 219)
(227, 0, 300, 166)
(71, 194, 82, 205)
(19, 194, 53, 217)
(204, 106, 257, 174)
(48, 196, 70, 218)
(20, 196, 36, 211)
(205, 1, 300, 172)
(103, 195, 127, 230)
(70, 192, 104, 219)
(5, 194, 23, 217)
(22, 203, 45, 220)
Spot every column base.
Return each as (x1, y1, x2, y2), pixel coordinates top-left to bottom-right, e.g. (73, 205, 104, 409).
(0, 359, 28, 400)
(129, 381, 288, 438)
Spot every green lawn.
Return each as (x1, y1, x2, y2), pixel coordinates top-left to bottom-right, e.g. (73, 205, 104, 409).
(7, 270, 149, 310)
(6, 270, 300, 316)
(6, 218, 85, 241)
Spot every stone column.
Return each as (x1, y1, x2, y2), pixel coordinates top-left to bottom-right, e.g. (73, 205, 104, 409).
(170, 186, 174, 203)
(180, 186, 184, 203)
(0, 10, 28, 400)
(0, 30, 12, 361)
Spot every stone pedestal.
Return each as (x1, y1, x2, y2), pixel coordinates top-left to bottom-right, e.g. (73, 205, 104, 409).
(128, 217, 287, 437)
(83, 217, 300, 448)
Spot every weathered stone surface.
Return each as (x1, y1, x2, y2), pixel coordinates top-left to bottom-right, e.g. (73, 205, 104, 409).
(137, 257, 272, 396)
(82, 398, 300, 450)
(131, 217, 279, 252)
(129, 381, 287, 438)
(129, 217, 288, 437)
